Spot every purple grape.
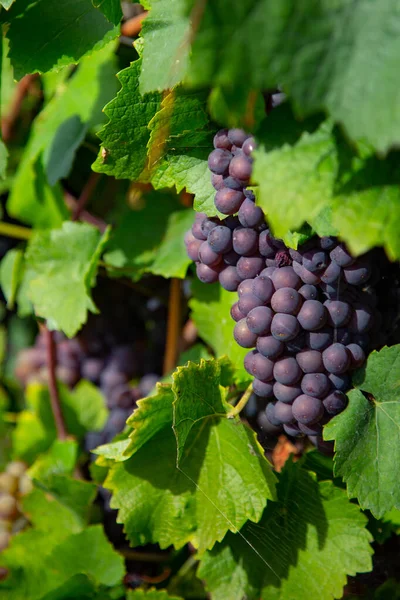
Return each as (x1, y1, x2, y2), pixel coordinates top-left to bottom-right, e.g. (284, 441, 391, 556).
(319, 237, 337, 250)
(232, 227, 258, 256)
(236, 256, 264, 279)
(289, 248, 303, 263)
(292, 261, 321, 285)
(219, 266, 242, 291)
(292, 395, 324, 425)
(256, 335, 284, 359)
(257, 412, 283, 434)
(297, 300, 327, 331)
(348, 304, 374, 333)
(320, 261, 341, 284)
(238, 279, 254, 296)
(302, 249, 328, 273)
(228, 129, 249, 147)
(223, 250, 240, 265)
(252, 379, 274, 398)
(100, 367, 128, 396)
(343, 262, 371, 286)
(108, 383, 135, 409)
(298, 284, 318, 300)
(223, 175, 245, 190)
(229, 152, 252, 180)
(322, 343, 351, 374)
(244, 350, 274, 381)
(208, 226, 232, 253)
(184, 230, 196, 245)
(324, 300, 351, 327)
(252, 276, 274, 303)
(215, 188, 245, 214)
(283, 423, 302, 437)
(271, 287, 302, 315)
(238, 198, 263, 227)
(192, 219, 207, 241)
(296, 350, 323, 373)
(233, 319, 258, 348)
(323, 391, 348, 415)
(230, 302, 246, 322)
(274, 401, 295, 424)
(273, 381, 302, 403)
(242, 137, 256, 155)
(273, 356, 302, 385)
(328, 373, 351, 392)
(211, 173, 224, 190)
(246, 306, 274, 335)
(198, 242, 222, 267)
(259, 231, 277, 258)
(260, 266, 277, 279)
(346, 343, 366, 369)
(81, 357, 105, 383)
(213, 129, 231, 149)
(298, 421, 323, 435)
(196, 263, 220, 283)
(330, 244, 354, 267)
(186, 240, 202, 261)
(271, 266, 301, 290)
(265, 402, 282, 427)
(238, 293, 263, 316)
(208, 149, 232, 174)
(271, 313, 300, 341)
(300, 373, 330, 399)
(305, 326, 333, 351)
(201, 217, 219, 237)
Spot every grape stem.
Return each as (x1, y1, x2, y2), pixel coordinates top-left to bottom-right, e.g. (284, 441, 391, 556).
(227, 383, 253, 418)
(71, 172, 101, 222)
(0, 221, 31, 240)
(1, 74, 39, 142)
(163, 278, 181, 375)
(64, 191, 107, 232)
(43, 326, 68, 440)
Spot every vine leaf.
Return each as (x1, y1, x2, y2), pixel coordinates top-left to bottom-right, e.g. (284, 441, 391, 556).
(127, 590, 183, 600)
(24, 222, 110, 337)
(198, 461, 373, 600)
(324, 345, 400, 518)
(101, 359, 275, 553)
(6, 0, 119, 80)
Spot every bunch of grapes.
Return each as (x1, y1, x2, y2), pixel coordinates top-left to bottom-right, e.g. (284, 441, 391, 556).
(0, 462, 32, 551)
(185, 128, 381, 450)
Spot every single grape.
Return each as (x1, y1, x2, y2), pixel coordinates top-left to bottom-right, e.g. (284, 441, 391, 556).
(292, 261, 321, 285)
(238, 198, 263, 227)
(252, 276, 275, 303)
(343, 261, 371, 286)
(330, 244, 355, 267)
(324, 300, 351, 327)
(219, 266, 242, 291)
(186, 240, 201, 261)
(228, 128, 249, 147)
(238, 293, 263, 316)
(213, 129, 231, 149)
(208, 148, 232, 174)
(273, 356, 302, 385)
(302, 249, 328, 273)
(198, 241, 223, 267)
(229, 152, 252, 181)
(297, 300, 327, 331)
(271, 313, 300, 341)
(265, 402, 282, 426)
(322, 343, 351, 374)
(273, 381, 302, 403)
(238, 278, 254, 296)
(300, 373, 330, 398)
(211, 173, 224, 190)
(236, 256, 264, 279)
(215, 188, 245, 214)
(292, 394, 324, 425)
(271, 266, 301, 290)
(283, 423, 302, 437)
(192, 219, 207, 241)
(246, 306, 274, 335)
(256, 335, 284, 359)
(320, 261, 341, 284)
(271, 287, 302, 315)
(305, 326, 333, 351)
(348, 304, 374, 333)
(252, 378, 274, 398)
(244, 350, 275, 381)
(346, 343, 366, 369)
(232, 227, 258, 256)
(323, 391, 348, 415)
(274, 401, 295, 424)
(259, 230, 277, 258)
(230, 302, 246, 322)
(223, 250, 240, 265)
(242, 137, 256, 155)
(296, 350, 323, 373)
(234, 319, 258, 348)
(207, 225, 232, 253)
(319, 237, 337, 250)
(298, 284, 318, 300)
(196, 263, 220, 283)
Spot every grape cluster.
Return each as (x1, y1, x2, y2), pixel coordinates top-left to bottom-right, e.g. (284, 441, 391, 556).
(185, 128, 380, 450)
(0, 462, 32, 551)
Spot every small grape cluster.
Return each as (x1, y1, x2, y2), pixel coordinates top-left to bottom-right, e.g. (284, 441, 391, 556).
(185, 128, 380, 449)
(0, 462, 32, 552)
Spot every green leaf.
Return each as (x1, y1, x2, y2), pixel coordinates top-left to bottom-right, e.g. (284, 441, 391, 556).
(324, 345, 400, 518)
(94, 0, 122, 25)
(0, 248, 25, 311)
(6, 0, 119, 79)
(127, 590, 183, 600)
(39, 574, 98, 600)
(7, 40, 117, 228)
(28, 439, 78, 481)
(104, 193, 193, 280)
(24, 222, 110, 337)
(189, 279, 250, 384)
(198, 461, 372, 600)
(0, 0, 16, 9)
